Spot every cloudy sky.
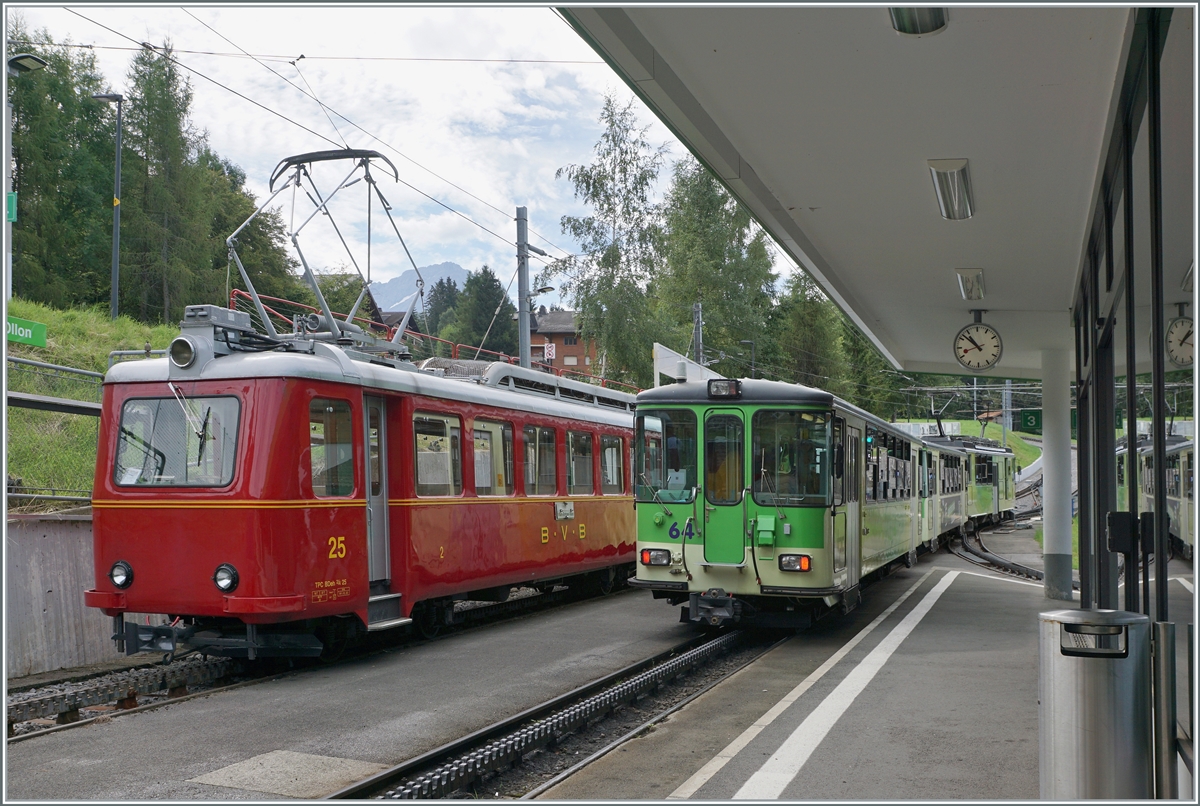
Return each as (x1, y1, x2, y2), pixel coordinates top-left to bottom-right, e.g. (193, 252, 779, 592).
(9, 4, 780, 309)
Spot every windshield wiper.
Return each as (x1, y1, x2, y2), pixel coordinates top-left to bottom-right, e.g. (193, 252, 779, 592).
(638, 472, 673, 517)
(195, 406, 212, 467)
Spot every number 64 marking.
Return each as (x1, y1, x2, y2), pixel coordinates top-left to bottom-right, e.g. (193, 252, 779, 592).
(327, 535, 347, 559)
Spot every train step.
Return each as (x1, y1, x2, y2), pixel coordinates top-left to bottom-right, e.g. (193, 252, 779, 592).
(367, 593, 412, 631)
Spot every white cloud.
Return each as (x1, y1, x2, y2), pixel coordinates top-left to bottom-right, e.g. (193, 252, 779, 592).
(10, 4, 683, 311)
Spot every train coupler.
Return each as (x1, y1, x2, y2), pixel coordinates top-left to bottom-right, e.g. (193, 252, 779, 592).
(116, 619, 191, 656)
(684, 588, 742, 627)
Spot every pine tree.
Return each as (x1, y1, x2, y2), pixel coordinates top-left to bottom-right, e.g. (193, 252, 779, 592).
(7, 18, 115, 307)
(425, 277, 460, 338)
(438, 266, 517, 356)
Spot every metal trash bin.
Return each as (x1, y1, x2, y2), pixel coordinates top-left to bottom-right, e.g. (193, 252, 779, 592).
(1039, 609, 1152, 799)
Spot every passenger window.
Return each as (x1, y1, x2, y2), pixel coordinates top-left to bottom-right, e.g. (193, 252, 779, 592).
(310, 399, 354, 496)
(567, 431, 594, 495)
(523, 425, 557, 495)
(474, 420, 514, 496)
(600, 435, 624, 495)
(415, 413, 462, 496)
(705, 414, 744, 506)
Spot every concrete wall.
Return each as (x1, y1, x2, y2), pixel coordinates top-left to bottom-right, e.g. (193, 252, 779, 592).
(5, 513, 161, 678)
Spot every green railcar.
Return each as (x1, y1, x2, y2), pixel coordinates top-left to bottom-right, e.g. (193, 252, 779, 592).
(630, 377, 1015, 628)
(1125, 435, 1195, 561)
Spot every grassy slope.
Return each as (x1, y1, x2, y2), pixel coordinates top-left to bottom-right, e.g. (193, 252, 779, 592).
(900, 419, 1042, 471)
(6, 298, 179, 373)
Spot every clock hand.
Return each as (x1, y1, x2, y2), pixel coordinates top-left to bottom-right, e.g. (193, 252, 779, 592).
(1181, 329, 1192, 346)
(965, 335, 983, 351)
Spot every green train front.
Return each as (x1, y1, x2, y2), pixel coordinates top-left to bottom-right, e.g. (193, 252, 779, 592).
(630, 377, 918, 627)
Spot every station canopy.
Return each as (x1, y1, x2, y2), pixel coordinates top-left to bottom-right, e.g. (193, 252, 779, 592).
(563, 7, 1195, 378)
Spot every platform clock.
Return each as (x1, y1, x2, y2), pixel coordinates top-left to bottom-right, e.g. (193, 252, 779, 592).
(954, 320, 1002, 371)
(1165, 315, 1193, 368)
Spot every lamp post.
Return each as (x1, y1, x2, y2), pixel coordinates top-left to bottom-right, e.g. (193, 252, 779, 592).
(6, 53, 48, 301)
(739, 340, 755, 379)
(92, 93, 123, 319)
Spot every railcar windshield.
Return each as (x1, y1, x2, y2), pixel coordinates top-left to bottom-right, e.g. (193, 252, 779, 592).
(751, 410, 830, 506)
(114, 396, 240, 487)
(636, 409, 697, 504)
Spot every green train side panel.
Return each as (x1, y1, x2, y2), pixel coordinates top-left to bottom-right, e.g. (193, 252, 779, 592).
(862, 499, 911, 575)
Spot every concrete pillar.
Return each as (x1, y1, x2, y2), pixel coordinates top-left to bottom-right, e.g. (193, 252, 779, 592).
(1042, 348, 1073, 599)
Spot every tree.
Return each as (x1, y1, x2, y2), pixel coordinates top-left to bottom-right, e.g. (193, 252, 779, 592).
(550, 94, 670, 386)
(424, 277, 460, 337)
(659, 157, 776, 377)
(7, 19, 115, 307)
(438, 266, 517, 356)
(120, 42, 215, 324)
(773, 272, 847, 392)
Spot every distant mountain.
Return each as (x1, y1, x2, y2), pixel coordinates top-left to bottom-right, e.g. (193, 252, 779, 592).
(370, 262, 470, 311)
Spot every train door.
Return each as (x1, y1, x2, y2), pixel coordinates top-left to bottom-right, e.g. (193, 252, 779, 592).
(702, 409, 746, 565)
(843, 425, 862, 592)
(364, 396, 390, 583)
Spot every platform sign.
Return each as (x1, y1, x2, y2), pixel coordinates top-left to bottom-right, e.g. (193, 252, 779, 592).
(1019, 410, 1042, 431)
(7, 316, 46, 347)
(6, 192, 16, 222)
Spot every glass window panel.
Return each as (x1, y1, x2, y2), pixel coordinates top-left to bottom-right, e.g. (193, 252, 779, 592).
(523, 425, 557, 495)
(474, 420, 514, 496)
(706, 414, 744, 506)
(749, 410, 830, 507)
(415, 413, 462, 496)
(310, 399, 353, 496)
(600, 435, 624, 495)
(567, 431, 594, 495)
(115, 396, 240, 487)
(635, 410, 697, 503)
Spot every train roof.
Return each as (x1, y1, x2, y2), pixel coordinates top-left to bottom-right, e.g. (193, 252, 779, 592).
(105, 323, 635, 429)
(921, 434, 1015, 457)
(635, 377, 979, 453)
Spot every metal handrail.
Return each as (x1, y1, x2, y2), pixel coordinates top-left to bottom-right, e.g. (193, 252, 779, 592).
(7, 356, 104, 379)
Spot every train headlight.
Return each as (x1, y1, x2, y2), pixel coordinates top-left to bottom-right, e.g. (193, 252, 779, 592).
(640, 548, 671, 566)
(169, 336, 196, 368)
(212, 563, 239, 592)
(109, 560, 134, 588)
(779, 554, 812, 572)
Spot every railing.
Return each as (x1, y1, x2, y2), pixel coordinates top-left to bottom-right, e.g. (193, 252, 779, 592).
(6, 357, 104, 509)
(228, 289, 640, 393)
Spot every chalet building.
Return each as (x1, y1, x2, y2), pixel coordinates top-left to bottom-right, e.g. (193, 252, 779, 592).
(530, 308, 597, 372)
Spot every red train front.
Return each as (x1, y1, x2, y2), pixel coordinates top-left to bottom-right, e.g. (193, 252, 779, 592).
(85, 305, 636, 658)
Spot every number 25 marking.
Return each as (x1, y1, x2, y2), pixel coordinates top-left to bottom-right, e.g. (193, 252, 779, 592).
(327, 535, 346, 559)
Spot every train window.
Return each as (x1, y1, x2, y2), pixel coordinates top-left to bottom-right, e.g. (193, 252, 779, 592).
(1167, 455, 1181, 498)
(474, 420, 514, 496)
(706, 414, 745, 506)
(567, 431, 595, 495)
(1117, 455, 1125, 486)
(750, 411, 829, 507)
(415, 413, 463, 496)
(115, 396, 240, 487)
(310, 399, 354, 496)
(636, 410, 697, 503)
(523, 426, 557, 495)
(600, 435, 624, 495)
(831, 418, 844, 506)
(1188, 452, 1193, 501)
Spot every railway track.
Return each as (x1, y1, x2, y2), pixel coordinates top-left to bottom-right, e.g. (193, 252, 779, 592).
(5, 582, 620, 742)
(328, 630, 785, 800)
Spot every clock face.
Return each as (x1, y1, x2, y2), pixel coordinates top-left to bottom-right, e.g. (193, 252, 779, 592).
(1166, 316, 1194, 368)
(954, 323, 1002, 370)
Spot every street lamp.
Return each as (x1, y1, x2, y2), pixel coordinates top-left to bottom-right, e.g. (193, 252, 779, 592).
(739, 340, 755, 379)
(92, 93, 123, 319)
(6, 53, 48, 301)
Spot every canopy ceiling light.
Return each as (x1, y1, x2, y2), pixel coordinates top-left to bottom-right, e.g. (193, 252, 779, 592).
(889, 8, 947, 35)
(928, 159, 974, 220)
(956, 269, 985, 301)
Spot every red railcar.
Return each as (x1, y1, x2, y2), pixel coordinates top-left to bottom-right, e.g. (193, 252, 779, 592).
(84, 306, 636, 658)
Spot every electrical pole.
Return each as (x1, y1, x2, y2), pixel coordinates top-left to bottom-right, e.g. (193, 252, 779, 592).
(693, 302, 704, 366)
(517, 206, 530, 369)
(1003, 379, 1011, 447)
